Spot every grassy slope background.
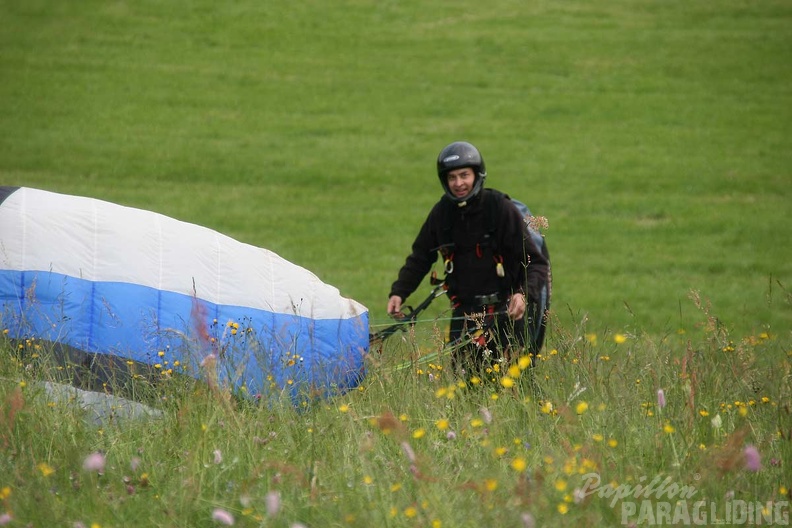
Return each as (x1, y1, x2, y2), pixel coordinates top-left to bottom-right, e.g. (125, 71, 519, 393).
(1, 2, 791, 526)
(1, 0, 790, 337)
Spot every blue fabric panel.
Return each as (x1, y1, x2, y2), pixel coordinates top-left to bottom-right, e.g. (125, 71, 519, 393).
(0, 269, 368, 397)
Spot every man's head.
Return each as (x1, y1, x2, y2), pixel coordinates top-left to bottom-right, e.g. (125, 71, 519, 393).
(437, 141, 487, 206)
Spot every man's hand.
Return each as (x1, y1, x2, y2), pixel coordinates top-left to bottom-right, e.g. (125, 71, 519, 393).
(507, 293, 526, 320)
(387, 295, 403, 316)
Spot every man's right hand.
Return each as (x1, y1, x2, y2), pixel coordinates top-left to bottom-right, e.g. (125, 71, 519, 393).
(387, 295, 403, 316)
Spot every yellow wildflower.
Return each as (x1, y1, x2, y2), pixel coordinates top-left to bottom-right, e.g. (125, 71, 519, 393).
(37, 462, 55, 477)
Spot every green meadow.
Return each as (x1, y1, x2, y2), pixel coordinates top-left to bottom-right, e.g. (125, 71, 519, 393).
(0, 0, 790, 526)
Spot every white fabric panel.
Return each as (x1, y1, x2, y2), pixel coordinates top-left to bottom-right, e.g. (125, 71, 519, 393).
(0, 188, 366, 320)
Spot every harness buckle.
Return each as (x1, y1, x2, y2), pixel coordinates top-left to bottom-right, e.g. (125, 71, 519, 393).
(473, 293, 501, 305)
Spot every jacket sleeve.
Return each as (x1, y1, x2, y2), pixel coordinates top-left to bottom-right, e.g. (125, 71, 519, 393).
(388, 206, 441, 301)
(499, 197, 549, 304)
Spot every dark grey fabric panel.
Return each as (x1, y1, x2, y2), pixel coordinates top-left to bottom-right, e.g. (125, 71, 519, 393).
(0, 186, 20, 206)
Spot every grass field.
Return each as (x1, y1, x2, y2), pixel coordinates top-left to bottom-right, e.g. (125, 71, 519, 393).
(1, 0, 791, 526)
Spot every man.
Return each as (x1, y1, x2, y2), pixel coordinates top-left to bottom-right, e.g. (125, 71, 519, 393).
(387, 141, 550, 374)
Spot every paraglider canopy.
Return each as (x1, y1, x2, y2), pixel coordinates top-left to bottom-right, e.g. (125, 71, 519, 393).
(0, 186, 370, 402)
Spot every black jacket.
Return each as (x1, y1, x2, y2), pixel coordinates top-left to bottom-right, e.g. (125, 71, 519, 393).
(389, 189, 549, 307)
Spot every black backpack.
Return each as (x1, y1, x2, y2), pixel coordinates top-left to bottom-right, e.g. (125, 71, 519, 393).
(506, 195, 551, 352)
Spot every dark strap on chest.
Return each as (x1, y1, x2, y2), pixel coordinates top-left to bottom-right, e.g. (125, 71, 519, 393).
(437, 190, 503, 254)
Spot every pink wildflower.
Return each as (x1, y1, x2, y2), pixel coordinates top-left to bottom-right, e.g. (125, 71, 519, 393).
(400, 441, 417, 464)
(656, 389, 666, 409)
(0, 513, 12, 526)
(82, 452, 106, 473)
(521, 512, 536, 528)
(573, 487, 586, 504)
(744, 445, 761, 472)
(211, 508, 234, 526)
(213, 449, 222, 465)
(201, 353, 217, 367)
(265, 491, 281, 517)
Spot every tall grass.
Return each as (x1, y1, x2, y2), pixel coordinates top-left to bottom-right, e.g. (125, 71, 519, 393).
(1, 293, 789, 526)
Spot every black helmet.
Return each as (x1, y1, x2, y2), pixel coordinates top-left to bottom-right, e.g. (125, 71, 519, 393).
(436, 141, 487, 206)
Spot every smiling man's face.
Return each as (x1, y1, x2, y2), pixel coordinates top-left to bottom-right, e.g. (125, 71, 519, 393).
(446, 167, 476, 199)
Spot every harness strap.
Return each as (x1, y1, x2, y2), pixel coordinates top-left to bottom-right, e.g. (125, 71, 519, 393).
(437, 190, 507, 284)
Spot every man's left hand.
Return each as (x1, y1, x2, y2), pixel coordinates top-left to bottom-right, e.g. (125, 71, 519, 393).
(507, 293, 526, 320)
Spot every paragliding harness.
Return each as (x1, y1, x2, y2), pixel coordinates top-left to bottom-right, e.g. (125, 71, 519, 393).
(370, 189, 551, 355)
(437, 189, 551, 354)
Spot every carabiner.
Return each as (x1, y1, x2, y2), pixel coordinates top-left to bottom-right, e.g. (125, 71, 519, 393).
(444, 255, 455, 274)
